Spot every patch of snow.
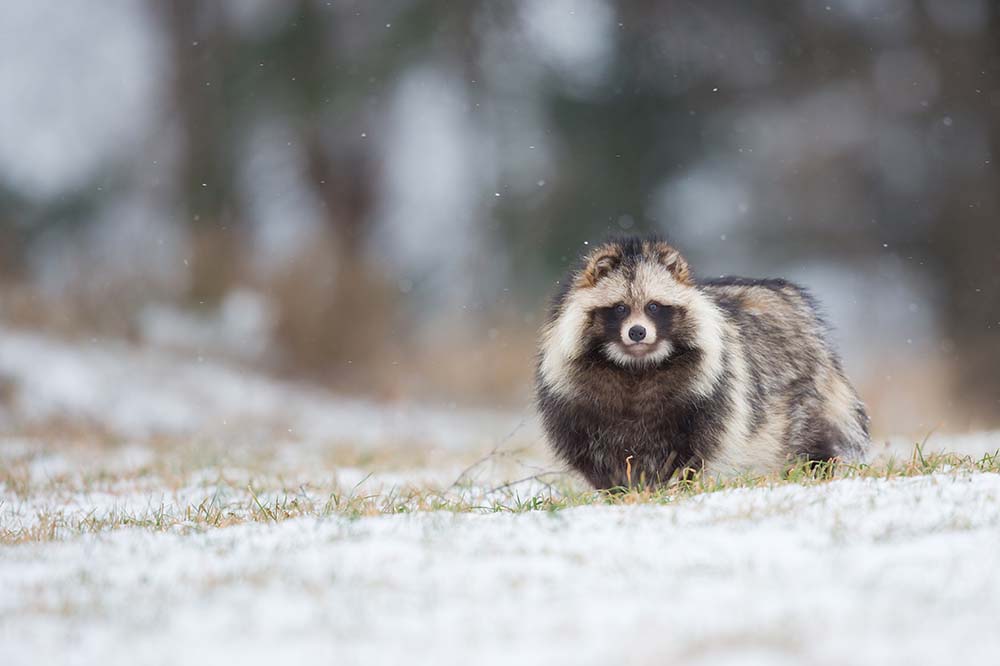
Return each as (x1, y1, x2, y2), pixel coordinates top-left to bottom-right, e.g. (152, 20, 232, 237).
(0, 327, 531, 450)
(2, 473, 999, 665)
(138, 290, 277, 363)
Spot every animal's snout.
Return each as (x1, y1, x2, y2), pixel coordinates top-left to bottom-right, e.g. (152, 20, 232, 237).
(628, 325, 647, 342)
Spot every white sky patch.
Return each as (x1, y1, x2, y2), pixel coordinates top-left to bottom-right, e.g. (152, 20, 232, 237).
(240, 118, 327, 274)
(738, 81, 872, 168)
(653, 167, 751, 239)
(519, 0, 615, 91)
(0, 1, 163, 198)
(788, 260, 936, 359)
(375, 66, 484, 303)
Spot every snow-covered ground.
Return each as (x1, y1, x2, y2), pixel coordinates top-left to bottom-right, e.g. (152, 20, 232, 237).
(2, 327, 1000, 666)
(0, 325, 526, 448)
(3, 473, 1000, 666)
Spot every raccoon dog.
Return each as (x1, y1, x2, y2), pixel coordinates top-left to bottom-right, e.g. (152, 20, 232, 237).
(535, 237, 869, 489)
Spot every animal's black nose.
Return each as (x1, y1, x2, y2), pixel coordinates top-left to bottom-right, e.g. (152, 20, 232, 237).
(628, 325, 646, 342)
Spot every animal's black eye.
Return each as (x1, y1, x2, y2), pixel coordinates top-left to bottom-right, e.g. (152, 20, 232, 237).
(646, 302, 660, 314)
(614, 304, 628, 316)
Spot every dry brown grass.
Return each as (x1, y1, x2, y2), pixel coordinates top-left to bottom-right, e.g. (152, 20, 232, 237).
(3, 439, 997, 545)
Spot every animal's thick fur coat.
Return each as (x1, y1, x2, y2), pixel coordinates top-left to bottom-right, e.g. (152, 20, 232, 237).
(535, 237, 870, 489)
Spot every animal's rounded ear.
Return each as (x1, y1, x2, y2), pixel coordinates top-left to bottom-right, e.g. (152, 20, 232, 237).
(593, 254, 618, 279)
(580, 251, 620, 287)
(655, 244, 692, 284)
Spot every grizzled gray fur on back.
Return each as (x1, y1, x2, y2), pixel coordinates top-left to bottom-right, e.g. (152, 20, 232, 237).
(535, 236, 870, 490)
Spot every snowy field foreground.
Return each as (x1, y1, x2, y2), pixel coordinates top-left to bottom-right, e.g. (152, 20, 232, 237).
(3, 474, 1000, 666)
(2, 327, 1000, 665)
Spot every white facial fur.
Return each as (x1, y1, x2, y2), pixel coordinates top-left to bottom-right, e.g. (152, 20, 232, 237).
(538, 272, 627, 396)
(619, 311, 655, 345)
(539, 255, 726, 398)
(603, 309, 672, 367)
(603, 338, 675, 367)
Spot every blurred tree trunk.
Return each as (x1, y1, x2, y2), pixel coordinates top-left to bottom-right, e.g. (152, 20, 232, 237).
(266, 0, 388, 377)
(0, 226, 23, 278)
(291, 128, 391, 374)
(303, 132, 373, 268)
(156, 0, 243, 305)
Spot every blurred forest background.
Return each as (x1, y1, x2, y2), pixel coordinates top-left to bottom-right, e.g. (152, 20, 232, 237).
(0, 0, 998, 435)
